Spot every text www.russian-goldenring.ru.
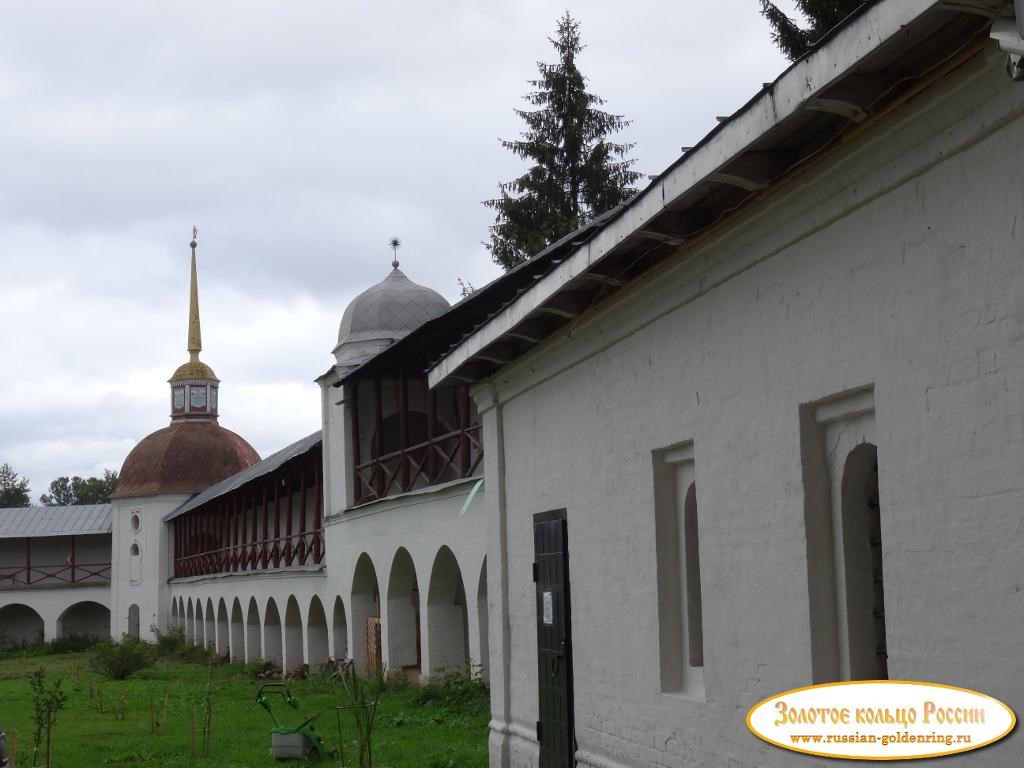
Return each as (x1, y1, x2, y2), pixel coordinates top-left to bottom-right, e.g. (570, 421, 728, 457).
(790, 732, 972, 747)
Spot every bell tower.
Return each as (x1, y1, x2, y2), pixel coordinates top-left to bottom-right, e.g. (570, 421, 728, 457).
(169, 228, 220, 421)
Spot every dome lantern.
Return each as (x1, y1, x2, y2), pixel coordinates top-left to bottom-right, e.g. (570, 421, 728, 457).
(169, 228, 220, 421)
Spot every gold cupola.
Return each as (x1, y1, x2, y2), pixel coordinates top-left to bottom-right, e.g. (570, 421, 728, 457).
(169, 228, 220, 421)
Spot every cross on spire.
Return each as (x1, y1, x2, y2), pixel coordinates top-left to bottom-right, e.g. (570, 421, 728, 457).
(390, 237, 401, 269)
(188, 226, 202, 361)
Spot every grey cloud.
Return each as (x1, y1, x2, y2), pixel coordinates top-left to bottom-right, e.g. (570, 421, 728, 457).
(1, 0, 795, 494)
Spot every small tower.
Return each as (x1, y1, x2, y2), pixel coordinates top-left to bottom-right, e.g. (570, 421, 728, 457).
(318, 240, 451, 513)
(110, 229, 259, 641)
(169, 228, 220, 421)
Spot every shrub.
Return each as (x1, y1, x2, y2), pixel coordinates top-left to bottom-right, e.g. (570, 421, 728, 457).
(151, 624, 186, 656)
(0, 632, 101, 659)
(90, 637, 155, 680)
(243, 658, 273, 678)
(414, 667, 489, 710)
(46, 633, 101, 654)
(149, 624, 211, 663)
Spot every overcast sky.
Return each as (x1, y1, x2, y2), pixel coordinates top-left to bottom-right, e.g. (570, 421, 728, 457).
(0, 0, 801, 502)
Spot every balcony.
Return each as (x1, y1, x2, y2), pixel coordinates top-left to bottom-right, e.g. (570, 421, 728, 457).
(0, 562, 111, 589)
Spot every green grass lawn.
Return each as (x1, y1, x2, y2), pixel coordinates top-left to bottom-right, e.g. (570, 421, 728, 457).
(0, 650, 488, 768)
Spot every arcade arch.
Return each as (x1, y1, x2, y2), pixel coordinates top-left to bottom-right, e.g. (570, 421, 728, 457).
(387, 547, 421, 677)
(307, 596, 329, 668)
(427, 546, 469, 673)
(284, 596, 304, 672)
(0, 604, 43, 648)
(351, 553, 381, 675)
(246, 597, 262, 663)
(264, 598, 283, 667)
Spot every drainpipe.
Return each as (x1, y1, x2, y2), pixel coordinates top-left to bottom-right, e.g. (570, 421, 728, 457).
(487, 380, 513, 768)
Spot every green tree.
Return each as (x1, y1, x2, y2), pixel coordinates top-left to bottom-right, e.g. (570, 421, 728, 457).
(40, 470, 118, 506)
(0, 463, 32, 507)
(485, 12, 641, 271)
(759, 1, 871, 61)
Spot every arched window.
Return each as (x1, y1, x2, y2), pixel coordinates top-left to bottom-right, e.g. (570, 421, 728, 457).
(129, 542, 142, 584)
(840, 443, 886, 680)
(130, 513, 141, 532)
(683, 482, 703, 669)
(653, 442, 704, 697)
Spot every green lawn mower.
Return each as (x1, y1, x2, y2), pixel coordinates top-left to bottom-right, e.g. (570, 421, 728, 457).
(256, 683, 338, 761)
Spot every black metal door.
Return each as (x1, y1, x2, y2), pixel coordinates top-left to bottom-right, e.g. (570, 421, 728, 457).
(534, 509, 574, 767)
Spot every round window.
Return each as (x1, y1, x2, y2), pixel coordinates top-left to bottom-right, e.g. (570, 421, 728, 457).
(130, 513, 141, 532)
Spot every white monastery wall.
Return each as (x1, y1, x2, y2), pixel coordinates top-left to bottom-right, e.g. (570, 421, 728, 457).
(481, 53, 1024, 768)
(0, 585, 110, 645)
(326, 478, 488, 676)
(167, 478, 487, 678)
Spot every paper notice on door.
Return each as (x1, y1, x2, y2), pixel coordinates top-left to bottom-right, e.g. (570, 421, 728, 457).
(542, 590, 554, 625)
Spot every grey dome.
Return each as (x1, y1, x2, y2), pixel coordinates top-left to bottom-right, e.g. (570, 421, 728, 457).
(333, 267, 450, 366)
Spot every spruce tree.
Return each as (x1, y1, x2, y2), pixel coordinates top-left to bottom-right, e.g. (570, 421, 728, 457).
(759, 1, 872, 61)
(485, 13, 641, 271)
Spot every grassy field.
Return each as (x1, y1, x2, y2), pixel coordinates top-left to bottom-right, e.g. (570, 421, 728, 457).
(0, 649, 489, 768)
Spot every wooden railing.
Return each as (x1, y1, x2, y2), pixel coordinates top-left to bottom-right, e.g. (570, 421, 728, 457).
(0, 562, 111, 589)
(172, 447, 324, 580)
(173, 531, 324, 578)
(354, 424, 483, 504)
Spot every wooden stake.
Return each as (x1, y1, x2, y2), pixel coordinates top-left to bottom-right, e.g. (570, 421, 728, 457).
(204, 705, 213, 756)
(162, 692, 169, 724)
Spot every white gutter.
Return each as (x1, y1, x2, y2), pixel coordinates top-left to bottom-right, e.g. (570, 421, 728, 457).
(428, 0, 943, 389)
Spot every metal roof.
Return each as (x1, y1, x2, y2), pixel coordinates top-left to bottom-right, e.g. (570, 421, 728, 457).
(337, 267, 450, 347)
(428, 0, 1001, 387)
(165, 430, 322, 521)
(0, 505, 112, 539)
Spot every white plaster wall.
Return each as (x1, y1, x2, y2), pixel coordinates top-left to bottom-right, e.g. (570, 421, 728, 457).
(111, 494, 187, 641)
(320, 369, 355, 517)
(0, 585, 110, 642)
(480, 54, 1024, 768)
(326, 479, 487, 678)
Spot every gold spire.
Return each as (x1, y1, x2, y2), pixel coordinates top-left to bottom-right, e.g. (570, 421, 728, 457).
(170, 226, 218, 383)
(188, 226, 202, 361)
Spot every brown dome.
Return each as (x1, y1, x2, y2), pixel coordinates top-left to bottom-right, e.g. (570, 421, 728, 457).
(111, 421, 260, 499)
